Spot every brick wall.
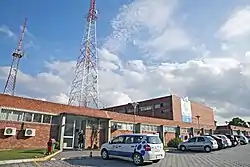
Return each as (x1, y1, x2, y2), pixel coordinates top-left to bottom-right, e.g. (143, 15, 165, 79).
(111, 129, 133, 139)
(164, 132, 176, 145)
(0, 120, 59, 149)
(172, 95, 214, 126)
(85, 128, 106, 149)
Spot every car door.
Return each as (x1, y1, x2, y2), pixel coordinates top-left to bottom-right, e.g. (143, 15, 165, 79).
(186, 137, 197, 150)
(108, 135, 125, 157)
(123, 135, 142, 158)
(196, 137, 206, 151)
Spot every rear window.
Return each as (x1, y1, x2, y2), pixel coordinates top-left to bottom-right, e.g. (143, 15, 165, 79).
(146, 136, 162, 144)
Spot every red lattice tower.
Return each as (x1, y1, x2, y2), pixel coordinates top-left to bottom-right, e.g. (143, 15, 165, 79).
(3, 18, 27, 96)
(68, 0, 99, 108)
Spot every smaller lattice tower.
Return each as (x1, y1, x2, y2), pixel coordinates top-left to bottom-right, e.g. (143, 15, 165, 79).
(3, 18, 27, 96)
(68, 0, 99, 108)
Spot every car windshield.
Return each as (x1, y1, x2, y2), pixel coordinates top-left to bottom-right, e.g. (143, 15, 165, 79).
(146, 136, 162, 144)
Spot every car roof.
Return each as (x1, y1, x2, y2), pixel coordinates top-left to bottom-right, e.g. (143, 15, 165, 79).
(118, 134, 159, 137)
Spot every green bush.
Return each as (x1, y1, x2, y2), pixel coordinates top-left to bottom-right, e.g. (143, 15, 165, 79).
(54, 142, 60, 150)
(167, 138, 182, 148)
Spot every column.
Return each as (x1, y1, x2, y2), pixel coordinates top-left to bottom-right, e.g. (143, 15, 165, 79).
(135, 123, 142, 134)
(201, 128, 205, 135)
(175, 126, 181, 138)
(59, 115, 66, 150)
(158, 125, 165, 145)
(106, 120, 111, 142)
(209, 129, 213, 135)
(189, 127, 194, 137)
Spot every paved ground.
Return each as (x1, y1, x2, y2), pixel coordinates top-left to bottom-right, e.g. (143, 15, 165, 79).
(2, 145, 250, 167)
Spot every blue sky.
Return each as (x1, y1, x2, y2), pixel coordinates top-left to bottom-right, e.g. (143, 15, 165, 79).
(1, 0, 250, 123)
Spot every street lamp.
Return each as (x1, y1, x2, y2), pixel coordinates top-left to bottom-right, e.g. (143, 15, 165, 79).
(129, 102, 139, 134)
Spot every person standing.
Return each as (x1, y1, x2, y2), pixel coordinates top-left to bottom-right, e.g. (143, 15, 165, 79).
(78, 130, 85, 150)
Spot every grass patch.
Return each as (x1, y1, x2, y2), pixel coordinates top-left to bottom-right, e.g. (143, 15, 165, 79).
(0, 148, 48, 161)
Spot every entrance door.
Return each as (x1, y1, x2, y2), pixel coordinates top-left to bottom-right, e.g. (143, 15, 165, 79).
(63, 117, 76, 149)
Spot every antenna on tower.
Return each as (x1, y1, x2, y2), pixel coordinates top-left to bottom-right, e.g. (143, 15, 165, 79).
(3, 18, 27, 96)
(68, 0, 99, 108)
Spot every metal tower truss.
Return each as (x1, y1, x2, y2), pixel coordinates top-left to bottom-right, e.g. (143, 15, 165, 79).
(68, 0, 99, 108)
(3, 18, 27, 96)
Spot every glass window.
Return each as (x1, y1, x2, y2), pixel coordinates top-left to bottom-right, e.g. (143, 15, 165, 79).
(0, 109, 11, 120)
(9, 111, 23, 121)
(133, 136, 144, 143)
(33, 113, 42, 123)
(124, 136, 134, 144)
(188, 137, 197, 142)
(154, 104, 161, 109)
(23, 112, 32, 122)
(43, 115, 51, 124)
(111, 136, 124, 144)
(147, 136, 162, 144)
(52, 116, 60, 124)
(197, 137, 205, 142)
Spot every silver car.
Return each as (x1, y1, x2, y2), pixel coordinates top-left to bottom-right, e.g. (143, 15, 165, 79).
(178, 136, 218, 152)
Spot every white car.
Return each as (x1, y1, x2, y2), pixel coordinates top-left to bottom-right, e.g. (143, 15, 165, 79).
(215, 135, 232, 147)
(100, 134, 165, 166)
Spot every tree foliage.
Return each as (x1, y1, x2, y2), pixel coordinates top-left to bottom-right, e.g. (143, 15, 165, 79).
(229, 117, 248, 127)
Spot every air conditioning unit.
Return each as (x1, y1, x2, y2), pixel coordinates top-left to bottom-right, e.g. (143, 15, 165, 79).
(4, 127, 17, 136)
(25, 128, 36, 137)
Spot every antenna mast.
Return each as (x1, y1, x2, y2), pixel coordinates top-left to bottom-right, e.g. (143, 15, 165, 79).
(68, 0, 99, 108)
(3, 18, 27, 95)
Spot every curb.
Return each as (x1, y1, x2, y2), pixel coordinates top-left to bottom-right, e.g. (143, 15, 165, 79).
(0, 150, 62, 165)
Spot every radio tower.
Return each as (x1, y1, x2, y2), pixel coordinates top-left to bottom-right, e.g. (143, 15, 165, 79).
(3, 18, 27, 96)
(68, 0, 99, 108)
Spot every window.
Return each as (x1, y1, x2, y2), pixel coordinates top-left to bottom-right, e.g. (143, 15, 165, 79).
(165, 126, 176, 133)
(133, 136, 144, 143)
(197, 137, 205, 142)
(0, 109, 10, 120)
(140, 106, 152, 111)
(154, 104, 161, 109)
(188, 137, 197, 142)
(126, 108, 134, 113)
(124, 136, 134, 144)
(9, 111, 23, 121)
(43, 115, 51, 124)
(23, 112, 32, 122)
(33, 113, 42, 123)
(147, 136, 162, 144)
(111, 136, 124, 144)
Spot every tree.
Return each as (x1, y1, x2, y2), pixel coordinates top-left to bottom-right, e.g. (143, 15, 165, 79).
(229, 117, 248, 127)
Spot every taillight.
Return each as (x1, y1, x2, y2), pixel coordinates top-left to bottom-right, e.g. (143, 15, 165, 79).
(145, 144, 151, 151)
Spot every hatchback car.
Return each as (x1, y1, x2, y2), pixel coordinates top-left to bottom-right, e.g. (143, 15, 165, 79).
(178, 136, 218, 152)
(214, 134, 232, 147)
(100, 134, 165, 166)
(224, 134, 239, 146)
(205, 135, 225, 149)
(235, 135, 249, 145)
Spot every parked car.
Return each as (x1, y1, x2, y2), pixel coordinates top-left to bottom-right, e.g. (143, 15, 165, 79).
(224, 134, 239, 146)
(245, 136, 250, 143)
(178, 136, 218, 152)
(100, 134, 165, 166)
(205, 135, 225, 149)
(235, 135, 249, 145)
(214, 134, 232, 147)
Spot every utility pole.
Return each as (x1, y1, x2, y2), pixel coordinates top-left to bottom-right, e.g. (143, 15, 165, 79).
(68, 0, 99, 108)
(3, 18, 27, 95)
(129, 102, 139, 133)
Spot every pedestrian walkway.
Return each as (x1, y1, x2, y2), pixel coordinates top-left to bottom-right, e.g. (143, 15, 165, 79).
(54, 150, 100, 160)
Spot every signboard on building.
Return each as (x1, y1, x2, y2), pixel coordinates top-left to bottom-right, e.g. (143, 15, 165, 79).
(181, 97, 192, 123)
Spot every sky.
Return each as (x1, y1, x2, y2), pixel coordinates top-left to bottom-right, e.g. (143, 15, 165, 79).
(1, 0, 250, 125)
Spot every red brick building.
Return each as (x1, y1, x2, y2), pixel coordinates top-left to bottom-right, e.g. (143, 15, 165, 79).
(0, 94, 215, 150)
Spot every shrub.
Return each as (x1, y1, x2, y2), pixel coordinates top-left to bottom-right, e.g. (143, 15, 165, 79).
(167, 138, 182, 148)
(54, 141, 60, 149)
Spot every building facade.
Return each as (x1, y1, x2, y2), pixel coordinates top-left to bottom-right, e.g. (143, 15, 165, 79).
(0, 94, 215, 150)
(215, 125, 250, 136)
(102, 95, 215, 127)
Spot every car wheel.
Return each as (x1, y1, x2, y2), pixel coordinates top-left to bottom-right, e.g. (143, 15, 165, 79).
(180, 145, 186, 151)
(204, 146, 211, 152)
(152, 159, 160, 163)
(133, 152, 143, 166)
(240, 141, 244, 145)
(101, 149, 109, 160)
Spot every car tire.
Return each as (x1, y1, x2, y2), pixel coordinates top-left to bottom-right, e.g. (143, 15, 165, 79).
(133, 152, 143, 166)
(204, 146, 211, 152)
(152, 159, 160, 163)
(101, 149, 109, 160)
(180, 145, 186, 151)
(240, 141, 244, 145)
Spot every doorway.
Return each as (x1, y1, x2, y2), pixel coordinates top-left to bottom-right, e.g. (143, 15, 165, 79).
(63, 116, 76, 149)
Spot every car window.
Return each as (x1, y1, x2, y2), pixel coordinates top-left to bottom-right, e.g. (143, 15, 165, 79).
(147, 136, 162, 144)
(188, 137, 196, 142)
(133, 136, 144, 143)
(111, 136, 125, 144)
(124, 136, 134, 144)
(197, 137, 205, 142)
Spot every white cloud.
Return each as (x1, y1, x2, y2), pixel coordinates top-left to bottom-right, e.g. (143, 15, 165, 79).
(217, 6, 250, 41)
(0, 25, 15, 38)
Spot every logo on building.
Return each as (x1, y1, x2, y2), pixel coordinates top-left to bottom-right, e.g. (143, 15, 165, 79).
(181, 97, 192, 123)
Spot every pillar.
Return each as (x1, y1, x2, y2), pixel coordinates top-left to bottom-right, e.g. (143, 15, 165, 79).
(175, 126, 181, 138)
(135, 123, 142, 134)
(209, 129, 213, 135)
(59, 115, 66, 150)
(158, 125, 165, 145)
(189, 127, 194, 137)
(106, 120, 111, 142)
(201, 128, 205, 135)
